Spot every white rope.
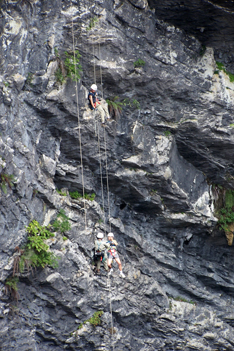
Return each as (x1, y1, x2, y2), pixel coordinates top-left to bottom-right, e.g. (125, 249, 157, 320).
(71, 12, 87, 229)
(108, 275, 115, 351)
(97, 119, 106, 236)
(88, 5, 115, 349)
(103, 127, 111, 232)
(98, 29, 111, 232)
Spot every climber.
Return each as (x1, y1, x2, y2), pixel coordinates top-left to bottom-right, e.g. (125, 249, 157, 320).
(88, 84, 110, 125)
(107, 232, 125, 278)
(93, 232, 110, 274)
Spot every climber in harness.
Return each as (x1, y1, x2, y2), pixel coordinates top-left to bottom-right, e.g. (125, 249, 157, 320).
(88, 84, 110, 125)
(107, 232, 125, 278)
(93, 232, 110, 274)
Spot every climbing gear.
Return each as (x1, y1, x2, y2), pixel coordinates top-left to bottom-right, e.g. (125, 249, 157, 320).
(97, 232, 104, 239)
(91, 83, 97, 90)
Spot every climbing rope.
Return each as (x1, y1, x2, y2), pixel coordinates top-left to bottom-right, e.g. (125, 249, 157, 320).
(103, 127, 112, 232)
(97, 119, 106, 236)
(97, 22, 112, 232)
(87, 3, 115, 350)
(108, 275, 115, 351)
(71, 11, 87, 229)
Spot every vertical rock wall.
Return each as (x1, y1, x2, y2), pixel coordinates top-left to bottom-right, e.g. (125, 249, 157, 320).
(1, 0, 234, 350)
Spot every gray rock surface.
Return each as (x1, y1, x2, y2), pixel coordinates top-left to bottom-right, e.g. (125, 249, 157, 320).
(1, 0, 234, 350)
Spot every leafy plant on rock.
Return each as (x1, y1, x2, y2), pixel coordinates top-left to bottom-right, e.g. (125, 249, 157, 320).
(86, 16, 98, 31)
(5, 277, 19, 300)
(215, 61, 234, 83)
(52, 209, 71, 234)
(217, 189, 234, 245)
(0, 173, 15, 194)
(56, 188, 67, 196)
(164, 130, 171, 138)
(64, 50, 82, 81)
(13, 221, 59, 274)
(69, 190, 95, 201)
(78, 311, 103, 329)
(133, 58, 145, 68)
(106, 96, 124, 118)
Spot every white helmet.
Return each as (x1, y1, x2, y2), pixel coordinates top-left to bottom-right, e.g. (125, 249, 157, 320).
(91, 84, 97, 91)
(97, 232, 104, 239)
(107, 232, 114, 237)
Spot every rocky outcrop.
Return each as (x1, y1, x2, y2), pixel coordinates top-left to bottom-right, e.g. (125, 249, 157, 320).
(148, 0, 234, 72)
(1, 0, 234, 350)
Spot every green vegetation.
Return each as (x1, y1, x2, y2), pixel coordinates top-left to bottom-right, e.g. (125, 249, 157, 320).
(0, 173, 15, 194)
(63, 236, 68, 241)
(5, 277, 19, 300)
(55, 67, 66, 84)
(230, 124, 234, 128)
(69, 190, 96, 201)
(123, 98, 140, 110)
(215, 61, 234, 83)
(106, 96, 124, 118)
(54, 47, 59, 57)
(217, 189, 234, 235)
(3, 81, 9, 87)
(54, 49, 82, 84)
(78, 311, 103, 329)
(199, 44, 206, 56)
(150, 189, 157, 196)
(106, 96, 141, 118)
(26, 72, 33, 85)
(13, 221, 59, 275)
(21, 220, 58, 269)
(52, 209, 71, 234)
(56, 189, 67, 196)
(133, 59, 145, 68)
(86, 16, 99, 31)
(164, 130, 171, 138)
(172, 296, 196, 305)
(64, 50, 82, 81)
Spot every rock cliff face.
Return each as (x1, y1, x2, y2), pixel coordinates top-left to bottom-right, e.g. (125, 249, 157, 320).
(1, 0, 234, 350)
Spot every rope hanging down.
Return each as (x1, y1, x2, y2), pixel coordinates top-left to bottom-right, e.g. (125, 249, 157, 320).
(71, 13, 87, 229)
(88, 3, 114, 351)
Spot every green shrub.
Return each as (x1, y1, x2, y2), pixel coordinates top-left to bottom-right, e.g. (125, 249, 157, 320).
(64, 50, 82, 81)
(106, 96, 124, 118)
(164, 130, 171, 137)
(26, 72, 33, 85)
(5, 277, 19, 300)
(78, 311, 103, 329)
(86, 16, 98, 31)
(69, 190, 82, 199)
(133, 59, 145, 68)
(19, 221, 58, 270)
(215, 61, 234, 83)
(0, 173, 15, 194)
(52, 209, 71, 234)
(55, 67, 66, 84)
(217, 189, 234, 234)
(69, 190, 95, 201)
(56, 189, 67, 196)
(123, 98, 140, 110)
